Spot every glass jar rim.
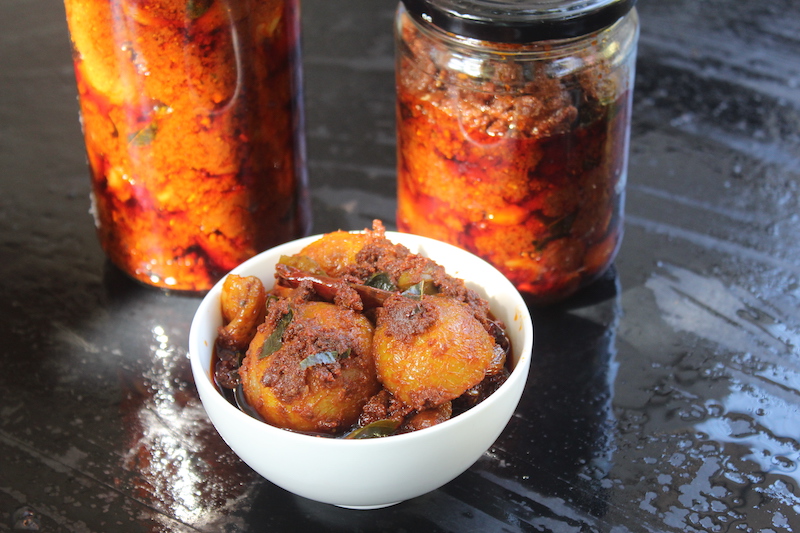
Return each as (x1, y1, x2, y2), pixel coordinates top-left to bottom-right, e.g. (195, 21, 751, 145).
(400, 0, 637, 43)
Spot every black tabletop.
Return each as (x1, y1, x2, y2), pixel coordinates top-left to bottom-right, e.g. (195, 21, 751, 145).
(2, 0, 800, 531)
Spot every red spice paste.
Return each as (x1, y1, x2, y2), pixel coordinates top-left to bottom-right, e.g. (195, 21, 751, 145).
(64, 0, 310, 291)
(396, 10, 631, 302)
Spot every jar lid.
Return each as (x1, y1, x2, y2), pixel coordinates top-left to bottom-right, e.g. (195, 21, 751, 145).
(400, 0, 637, 43)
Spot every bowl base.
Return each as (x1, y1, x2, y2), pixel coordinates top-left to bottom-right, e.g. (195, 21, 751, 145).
(335, 501, 402, 510)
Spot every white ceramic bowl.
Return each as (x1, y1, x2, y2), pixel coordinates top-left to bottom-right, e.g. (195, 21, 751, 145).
(188, 231, 533, 509)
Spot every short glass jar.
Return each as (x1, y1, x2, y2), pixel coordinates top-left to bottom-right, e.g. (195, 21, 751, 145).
(395, 0, 639, 304)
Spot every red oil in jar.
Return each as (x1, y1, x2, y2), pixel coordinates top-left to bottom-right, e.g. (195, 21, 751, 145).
(395, 0, 639, 303)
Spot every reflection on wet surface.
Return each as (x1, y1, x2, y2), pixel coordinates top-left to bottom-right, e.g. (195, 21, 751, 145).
(108, 281, 257, 530)
(175, 260, 798, 533)
(648, 263, 800, 356)
(121, 324, 244, 527)
(611, 263, 800, 532)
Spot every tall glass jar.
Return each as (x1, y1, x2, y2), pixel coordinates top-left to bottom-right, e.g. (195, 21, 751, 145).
(63, 0, 311, 292)
(395, 0, 639, 304)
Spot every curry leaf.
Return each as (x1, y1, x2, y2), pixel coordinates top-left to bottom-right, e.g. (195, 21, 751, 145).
(127, 122, 157, 147)
(365, 272, 397, 292)
(186, 0, 213, 19)
(344, 419, 400, 439)
(299, 348, 351, 370)
(401, 280, 438, 299)
(259, 308, 293, 359)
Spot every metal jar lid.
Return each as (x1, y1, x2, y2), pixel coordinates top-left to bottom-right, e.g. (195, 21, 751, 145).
(400, 0, 637, 43)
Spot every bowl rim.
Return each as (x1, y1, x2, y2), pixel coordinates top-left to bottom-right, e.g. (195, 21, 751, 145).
(188, 230, 533, 446)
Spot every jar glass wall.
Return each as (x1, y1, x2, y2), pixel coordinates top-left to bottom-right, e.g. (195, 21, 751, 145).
(395, 1, 639, 303)
(64, 0, 311, 292)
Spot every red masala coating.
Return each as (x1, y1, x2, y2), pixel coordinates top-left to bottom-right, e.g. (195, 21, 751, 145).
(213, 222, 512, 437)
(239, 299, 380, 435)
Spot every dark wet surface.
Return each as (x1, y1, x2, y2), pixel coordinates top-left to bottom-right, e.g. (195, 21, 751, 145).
(2, 0, 799, 531)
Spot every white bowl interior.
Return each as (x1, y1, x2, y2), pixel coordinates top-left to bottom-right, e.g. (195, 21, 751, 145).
(189, 231, 533, 509)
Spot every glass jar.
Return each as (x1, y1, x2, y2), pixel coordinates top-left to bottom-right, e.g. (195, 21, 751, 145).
(395, 0, 639, 304)
(63, 0, 311, 292)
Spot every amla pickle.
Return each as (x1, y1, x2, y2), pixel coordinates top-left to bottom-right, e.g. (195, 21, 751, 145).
(394, 2, 639, 303)
(63, 0, 311, 291)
